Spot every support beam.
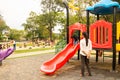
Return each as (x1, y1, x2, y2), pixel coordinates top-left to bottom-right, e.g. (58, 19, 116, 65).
(86, 10, 90, 36)
(78, 30, 80, 60)
(118, 51, 120, 64)
(112, 6, 117, 71)
(63, 2, 69, 44)
(96, 14, 99, 62)
(86, 10, 90, 63)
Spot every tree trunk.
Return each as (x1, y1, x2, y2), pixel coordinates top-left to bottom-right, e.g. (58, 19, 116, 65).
(49, 23, 53, 42)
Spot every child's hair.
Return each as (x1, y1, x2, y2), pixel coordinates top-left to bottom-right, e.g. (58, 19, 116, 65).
(82, 32, 88, 46)
(71, 35, 78, 41)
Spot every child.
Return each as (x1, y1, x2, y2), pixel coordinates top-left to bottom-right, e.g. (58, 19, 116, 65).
(71, 35, 78, 46)
(80, 32, 92, 77)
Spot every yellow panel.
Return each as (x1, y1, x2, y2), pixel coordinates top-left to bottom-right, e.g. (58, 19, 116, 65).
(116, 44, 120, 51)
(117, 22, 120, 40)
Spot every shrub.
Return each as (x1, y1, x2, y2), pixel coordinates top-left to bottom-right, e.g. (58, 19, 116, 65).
(55, 39, 66, 54)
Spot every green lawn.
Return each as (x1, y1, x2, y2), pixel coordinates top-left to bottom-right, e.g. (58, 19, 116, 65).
(14, 47, 54, 54)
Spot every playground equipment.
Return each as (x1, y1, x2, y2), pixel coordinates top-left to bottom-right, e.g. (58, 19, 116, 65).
(90, 20, 112, 49)
(0, 48, 14, 65)
(41, 0, 120, 74)
(86, 0, 120, 71)
(116, 22, 120, 51)
(40, 23, 86, 74)
(41, 42, 80, 74)
(0, 48, 14, 61)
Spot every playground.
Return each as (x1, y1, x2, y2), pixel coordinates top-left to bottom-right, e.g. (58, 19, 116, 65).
(40, 0, 120, 79)
(0, 52, 120, 80)
(1, 0, 120, 80)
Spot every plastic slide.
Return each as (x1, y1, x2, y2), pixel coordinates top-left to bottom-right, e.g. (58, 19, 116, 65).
(40, 42, 80, 74)
(0, 48, 14, 61)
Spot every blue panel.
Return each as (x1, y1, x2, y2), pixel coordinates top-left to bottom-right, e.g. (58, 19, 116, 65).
(86, 0, 120, 15)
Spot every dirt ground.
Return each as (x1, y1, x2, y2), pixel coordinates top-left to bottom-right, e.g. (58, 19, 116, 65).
(0, 53, 120, 80)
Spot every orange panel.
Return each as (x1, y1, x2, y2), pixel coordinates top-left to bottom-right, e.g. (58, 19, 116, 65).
(90, 20, 112, 49)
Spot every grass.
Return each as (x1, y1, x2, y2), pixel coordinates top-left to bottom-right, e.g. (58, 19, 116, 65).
(7, 52, 54, 60)
(14, 47, 55, 54)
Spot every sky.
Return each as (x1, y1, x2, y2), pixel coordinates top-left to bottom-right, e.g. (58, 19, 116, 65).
(0, 0, 41, 30)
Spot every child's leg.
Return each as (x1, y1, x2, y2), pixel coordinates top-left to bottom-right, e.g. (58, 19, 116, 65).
(80, 55, 85, 76)
(85, 57, 92, 76)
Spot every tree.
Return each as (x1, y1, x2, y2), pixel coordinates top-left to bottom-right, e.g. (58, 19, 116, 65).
(22, 11, 39, 40)
(0, 15, 9, 41)
(8, 29, 25, 41)
(22, 11, 51, 40)
(41, 0, 62, 41)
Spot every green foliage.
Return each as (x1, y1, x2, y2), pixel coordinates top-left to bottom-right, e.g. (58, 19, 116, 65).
(0, 15, 10, 41)
(22, 12, 38, 40)
(69, 15, 80, 25)
(55, 39, 66, 53)
(8, 29, 25, 41)
(41, 0, 60, 41)
(22, 10, 64, 41)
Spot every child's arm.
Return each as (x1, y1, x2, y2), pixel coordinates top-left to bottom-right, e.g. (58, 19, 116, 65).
(82, 51, 87, 55)
(87, 51, 91, 59)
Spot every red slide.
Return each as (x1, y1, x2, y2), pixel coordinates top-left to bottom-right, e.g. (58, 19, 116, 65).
(40, 42, 80, 74)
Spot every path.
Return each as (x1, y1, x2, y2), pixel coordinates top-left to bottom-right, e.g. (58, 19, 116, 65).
(8, 49, 55, 58)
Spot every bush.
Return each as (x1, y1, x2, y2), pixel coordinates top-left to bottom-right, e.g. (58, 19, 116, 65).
(55, 39, 66, 54)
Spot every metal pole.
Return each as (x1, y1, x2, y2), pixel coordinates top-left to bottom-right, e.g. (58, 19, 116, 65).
(96, 14, 99, 62)
(86, 10, 90, 37)
(97, 14, 99, 20)
(63, 2, 69, 44)
(86, 10, 90, 63)
(112, 6, 117, 71)
(78, 30, 80, 60)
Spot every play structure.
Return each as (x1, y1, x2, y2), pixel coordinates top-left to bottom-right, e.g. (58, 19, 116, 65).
(86, 0, 120, 71)
(40, 23, 86, 74)
(116, 22, 120, 51)
(41, 0, 120, 74)
(90, 20, 112, 49)
(0, 48, 14, 65)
